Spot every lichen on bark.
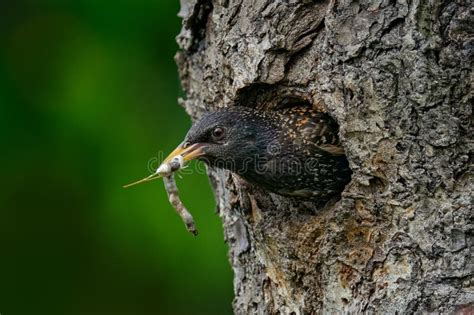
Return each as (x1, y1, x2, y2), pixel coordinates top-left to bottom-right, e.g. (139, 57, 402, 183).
(175, 0, 473, 313)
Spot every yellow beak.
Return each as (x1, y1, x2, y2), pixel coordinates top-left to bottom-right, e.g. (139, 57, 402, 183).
(123, 142, 206, 188)
(162, 142, 207, 164)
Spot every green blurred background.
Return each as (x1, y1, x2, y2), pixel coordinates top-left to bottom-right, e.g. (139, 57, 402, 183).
(0, 1, 233, 314)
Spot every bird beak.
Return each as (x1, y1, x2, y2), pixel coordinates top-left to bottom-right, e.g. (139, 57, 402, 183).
(123, 142, 206, 188)
(163, 141, 207, 164)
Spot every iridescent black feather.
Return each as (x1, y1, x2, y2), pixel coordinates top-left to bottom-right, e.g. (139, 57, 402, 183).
(184, 106, 352, 201)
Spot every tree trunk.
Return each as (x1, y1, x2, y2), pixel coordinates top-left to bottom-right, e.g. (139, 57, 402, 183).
(175, 0, 473, 313)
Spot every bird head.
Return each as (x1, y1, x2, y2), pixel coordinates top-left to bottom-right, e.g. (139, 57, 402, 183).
(165, 107, 269, 168)
(124, 107, 272, 188)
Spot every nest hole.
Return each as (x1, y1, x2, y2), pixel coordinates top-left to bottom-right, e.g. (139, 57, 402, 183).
(235, 83, 352, 206)
(235, 83, 313, 111)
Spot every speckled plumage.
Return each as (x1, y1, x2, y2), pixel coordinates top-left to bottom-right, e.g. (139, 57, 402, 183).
(184, 106, 352, 201)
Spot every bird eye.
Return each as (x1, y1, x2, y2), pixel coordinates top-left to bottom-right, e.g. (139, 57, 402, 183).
(211, 127, 225, 141)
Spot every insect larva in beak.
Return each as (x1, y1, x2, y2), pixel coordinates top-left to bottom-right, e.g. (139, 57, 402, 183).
(163, 174, 198, 236)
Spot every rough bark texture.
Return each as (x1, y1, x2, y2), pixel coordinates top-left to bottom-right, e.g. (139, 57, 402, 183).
(175, 0, 473, 313)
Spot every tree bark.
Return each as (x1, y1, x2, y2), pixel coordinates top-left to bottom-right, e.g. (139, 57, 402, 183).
(175, 0, 473, 313)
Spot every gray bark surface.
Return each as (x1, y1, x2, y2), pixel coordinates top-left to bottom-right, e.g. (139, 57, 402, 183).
(175, 0, 473, 313)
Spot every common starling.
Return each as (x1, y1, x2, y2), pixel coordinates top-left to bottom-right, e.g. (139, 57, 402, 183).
(162, 106, 352, 201)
